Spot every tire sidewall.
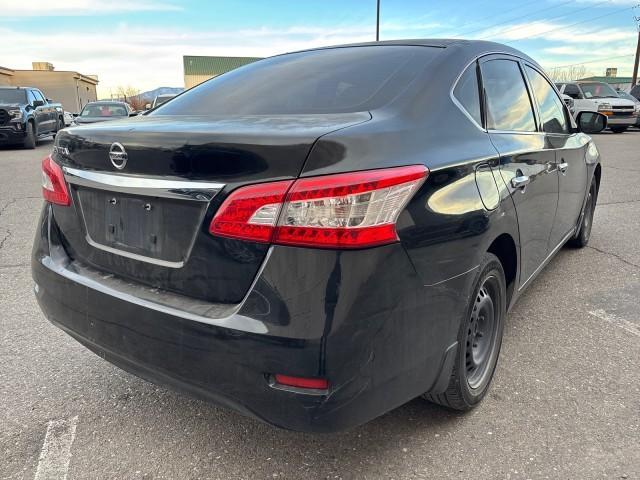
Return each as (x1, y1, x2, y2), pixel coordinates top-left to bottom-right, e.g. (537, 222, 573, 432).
(24, 122, 36, 149)
(456, 254, 506, 406)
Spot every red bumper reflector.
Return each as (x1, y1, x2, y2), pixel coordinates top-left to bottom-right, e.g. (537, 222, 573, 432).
(274, 374, 329, 390)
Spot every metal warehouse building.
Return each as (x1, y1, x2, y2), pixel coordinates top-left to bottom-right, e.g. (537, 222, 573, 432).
(183, 56, 262, 88)
(0, 62, 98, 112)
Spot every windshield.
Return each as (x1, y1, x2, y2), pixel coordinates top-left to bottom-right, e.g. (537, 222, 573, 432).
(154, 95, 175, 106)
(153, 46, 440, 115)
(580, 82, 619, 99)
(0, 89, 27, 104)
(618, 92, 637, 102)
(80, 104, 128, 117)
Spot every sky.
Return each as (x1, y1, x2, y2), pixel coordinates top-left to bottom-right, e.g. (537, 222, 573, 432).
(1, 0, 639, 97)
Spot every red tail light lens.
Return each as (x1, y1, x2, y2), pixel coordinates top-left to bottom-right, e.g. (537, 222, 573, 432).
(41, 155, 70, 206)
(274, 374, 329, 390)
(209, 180, 293, 243)
(210, 165, 428, 248)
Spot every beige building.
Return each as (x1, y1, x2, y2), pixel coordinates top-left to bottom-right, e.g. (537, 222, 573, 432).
(0, 66, 14, 86)
(0, 62, 98, 112)
(183, 56, 262, 88)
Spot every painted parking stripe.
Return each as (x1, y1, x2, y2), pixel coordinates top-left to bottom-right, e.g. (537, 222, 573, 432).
(34, 416, 78, 480)
(589, 309, 640, 338)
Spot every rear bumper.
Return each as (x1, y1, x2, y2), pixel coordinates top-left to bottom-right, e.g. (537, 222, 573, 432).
(0, 125, 25, 144)
(32, 204, 473, 432)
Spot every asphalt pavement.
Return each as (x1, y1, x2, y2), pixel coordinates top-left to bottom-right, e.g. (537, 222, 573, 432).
(1, 132, 639, 480)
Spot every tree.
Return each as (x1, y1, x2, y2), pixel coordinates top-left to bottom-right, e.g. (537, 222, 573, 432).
(546, 65, 590, 82)
(113, 85, 147, 111)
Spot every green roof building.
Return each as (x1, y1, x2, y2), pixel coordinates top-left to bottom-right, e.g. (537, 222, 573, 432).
(183, 55, 262, 88)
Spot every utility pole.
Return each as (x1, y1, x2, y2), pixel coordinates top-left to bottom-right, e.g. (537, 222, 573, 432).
(376, 0, 380, 41)
(633, 13, 640, 87)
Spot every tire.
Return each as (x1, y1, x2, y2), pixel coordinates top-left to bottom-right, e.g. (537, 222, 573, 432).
(23, 121, 36, 149)
(53, 116, 64, 137)
(423, 253, 506, 410)
(568, 176, 597, 248)
(610, 126, 627, 134)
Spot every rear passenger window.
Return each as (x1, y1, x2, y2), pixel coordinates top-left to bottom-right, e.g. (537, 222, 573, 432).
(480, 59, 537, 132)
(525, 66, 569, 134)
(453, 64, 482, 126)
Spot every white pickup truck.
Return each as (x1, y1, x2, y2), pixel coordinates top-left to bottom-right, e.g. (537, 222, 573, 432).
(556, 81, 638, 133)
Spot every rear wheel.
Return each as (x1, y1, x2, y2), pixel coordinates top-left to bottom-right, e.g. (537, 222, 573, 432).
(23, 121, 36, 149)
(424, 253, 506, 410)
(568, 176, 597, 248)
(610, 126, 627, 134)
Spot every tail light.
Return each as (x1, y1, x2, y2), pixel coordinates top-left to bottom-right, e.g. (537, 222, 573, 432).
(210, 165, 428, 248)
(41, 155, 70, 206)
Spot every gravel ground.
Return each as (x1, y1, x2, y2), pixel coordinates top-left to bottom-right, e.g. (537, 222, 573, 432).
(1, 131, 638, 480)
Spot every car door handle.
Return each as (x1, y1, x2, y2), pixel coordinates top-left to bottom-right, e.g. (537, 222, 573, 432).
(511, 175, 530, 190)
(558, 162, 569, 174)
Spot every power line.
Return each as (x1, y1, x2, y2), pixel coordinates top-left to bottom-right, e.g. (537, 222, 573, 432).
(478, 0, 610, 40)
(546, 53, 635, 69)
(505, 4, 638, 43)
(450, 0, 575, 38)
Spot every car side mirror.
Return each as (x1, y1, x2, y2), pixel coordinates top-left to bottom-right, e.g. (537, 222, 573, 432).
(46, 98, 53, 102)
(33, 100, 44, 108)
(145, 103, 151, 110)
(72, 113, 79, 117)
(575, 111, 607, 134)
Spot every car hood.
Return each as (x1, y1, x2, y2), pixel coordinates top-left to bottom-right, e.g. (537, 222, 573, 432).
(588, 97, 635, 107)
(0, 103, 21, 109)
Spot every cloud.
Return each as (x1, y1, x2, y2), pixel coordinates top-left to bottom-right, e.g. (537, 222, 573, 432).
(0, 0, 182, 16)
(0, 24, 377, 97)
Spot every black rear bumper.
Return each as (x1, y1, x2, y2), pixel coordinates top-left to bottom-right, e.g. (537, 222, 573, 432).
(32, 204, 473, 432)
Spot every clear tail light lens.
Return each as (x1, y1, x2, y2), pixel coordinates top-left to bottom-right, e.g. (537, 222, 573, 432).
(210, 165, 428, 248)
(41, 155, 70, 206)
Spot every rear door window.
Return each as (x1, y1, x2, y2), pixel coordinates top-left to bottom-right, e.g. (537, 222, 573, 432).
(524, 66, 569, 134)
(480, 59, 537, 132)
(154, 46, 441, 115)
(453, 63, 482, 126)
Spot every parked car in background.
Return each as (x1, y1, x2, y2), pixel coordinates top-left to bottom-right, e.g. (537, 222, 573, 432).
(63, 111, 75, 127)
(0, 86, 64, 149)
(556, 81, 637, 133)
(34, 40, 606, 432)
(146, 94, 177, 110)
(72, 101, 135, 125)
(617, 91, 640, 129)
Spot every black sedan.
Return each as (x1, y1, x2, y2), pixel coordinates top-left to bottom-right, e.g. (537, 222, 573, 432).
(33, 40, 605, 432)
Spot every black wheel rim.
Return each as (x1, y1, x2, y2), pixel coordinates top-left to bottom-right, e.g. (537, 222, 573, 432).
(465, 276, 500, 389)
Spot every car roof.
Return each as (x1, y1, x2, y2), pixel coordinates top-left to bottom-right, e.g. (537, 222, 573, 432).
(84, 101, 128, 106)
(279, 39, 538, 67)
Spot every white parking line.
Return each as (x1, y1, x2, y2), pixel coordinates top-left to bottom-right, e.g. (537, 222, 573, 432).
(589, 309, 640, 338)
(34, 416, 78, 480)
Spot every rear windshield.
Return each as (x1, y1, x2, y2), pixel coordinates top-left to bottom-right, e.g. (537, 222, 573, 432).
(80, 104, 128, 117)
(0, 89, 27, 104)
(153, 46, 440, 115)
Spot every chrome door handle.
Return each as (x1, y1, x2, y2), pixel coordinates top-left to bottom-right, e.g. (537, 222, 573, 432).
(511, 175, 531, 190)
(559, 162, 569, 174)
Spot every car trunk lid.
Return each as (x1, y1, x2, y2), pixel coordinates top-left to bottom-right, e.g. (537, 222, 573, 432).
(51, 113, 370, 303)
